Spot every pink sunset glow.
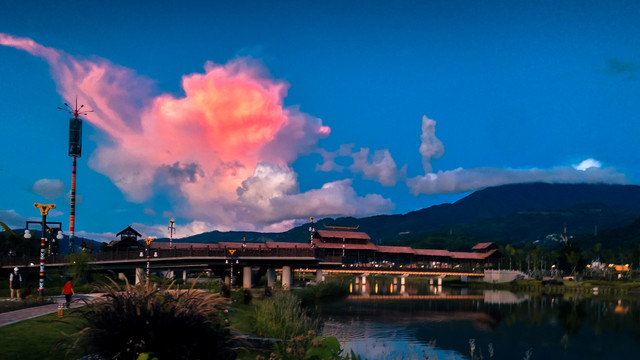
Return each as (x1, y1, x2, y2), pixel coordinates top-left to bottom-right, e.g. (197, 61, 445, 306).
(0, 33, 394, 231)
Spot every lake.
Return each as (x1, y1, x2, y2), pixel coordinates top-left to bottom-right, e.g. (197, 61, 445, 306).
(316, 280, 640, 359)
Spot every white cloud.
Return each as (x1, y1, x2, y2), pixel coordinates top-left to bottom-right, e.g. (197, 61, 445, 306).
(31, 179, 65, 200)
(350, 148, 399, 186)
(75, 230, 117, 243)
(419, 115, 444, 173)
(574, 158, 602, 171)
(407, 166, 629, 195)
(232, 165, 394, 226)
(0, 209, 26, 229)
(407, 115, 630, 195)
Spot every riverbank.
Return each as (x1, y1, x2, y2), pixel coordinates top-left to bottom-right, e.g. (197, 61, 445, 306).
(462, 278, 640, 298)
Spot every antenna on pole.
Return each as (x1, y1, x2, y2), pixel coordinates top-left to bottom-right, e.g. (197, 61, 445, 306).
(58, 96, 93, 119)
(58, 96, 92, 253)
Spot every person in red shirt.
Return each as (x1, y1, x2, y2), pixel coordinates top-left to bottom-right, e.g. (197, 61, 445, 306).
(62, 279, 75, 308)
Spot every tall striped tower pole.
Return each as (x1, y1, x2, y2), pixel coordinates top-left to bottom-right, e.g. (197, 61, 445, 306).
(69, 155, 77, 250)
(59, 98, 92, 252)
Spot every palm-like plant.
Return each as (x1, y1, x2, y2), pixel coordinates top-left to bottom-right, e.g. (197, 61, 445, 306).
(73, 277, 235, 360)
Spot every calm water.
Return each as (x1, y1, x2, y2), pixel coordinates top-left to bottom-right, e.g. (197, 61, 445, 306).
(315, 282, 640, 360)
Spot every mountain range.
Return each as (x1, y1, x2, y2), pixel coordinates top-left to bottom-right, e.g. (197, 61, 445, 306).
(162, 183, 640, 250)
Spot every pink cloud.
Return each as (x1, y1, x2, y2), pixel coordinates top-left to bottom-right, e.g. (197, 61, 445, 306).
(2, 33, 395, 231)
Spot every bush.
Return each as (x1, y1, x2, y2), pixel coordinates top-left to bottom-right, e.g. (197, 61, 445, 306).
(73, 277, 235, 360)
(252, 291, 317, 340)
(230, 289, 252, 304)
(294, 282, 349, 306)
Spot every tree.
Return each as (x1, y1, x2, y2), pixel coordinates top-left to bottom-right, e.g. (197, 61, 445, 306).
(559, 241, 586, 276)
(505, 244, 516, 269)
(66, 251, 95, 284)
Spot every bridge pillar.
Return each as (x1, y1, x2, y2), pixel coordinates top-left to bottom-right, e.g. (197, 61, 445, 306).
(266, 268, 276, 287)
(243, 266, 252, 289)
(429, 278, 434, 285)
(316, 269, 324, 283)
(135, 268, 145, 284)
(361, 275, 367, 285)
(438, 277, 442, 286)
(282, 266, 292, 290)
(183, 270, 188, 282)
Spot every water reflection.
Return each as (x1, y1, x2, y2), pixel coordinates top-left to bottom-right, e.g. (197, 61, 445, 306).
(321, 282, 640, 360)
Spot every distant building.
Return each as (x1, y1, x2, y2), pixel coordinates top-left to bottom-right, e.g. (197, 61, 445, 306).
(108, 226, 144, 250)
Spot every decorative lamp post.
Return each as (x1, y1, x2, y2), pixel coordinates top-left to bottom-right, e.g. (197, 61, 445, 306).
(226, 249, 238, 286)
(33, 203, 56, 299)
(308, 217, 315, 248)
(144, 237, 154, 280)
(168, 220, 175, 248)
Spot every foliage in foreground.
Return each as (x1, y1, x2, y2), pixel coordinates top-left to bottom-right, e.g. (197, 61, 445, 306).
(73, 277, 235, 360)
(253, 291, 318, 340)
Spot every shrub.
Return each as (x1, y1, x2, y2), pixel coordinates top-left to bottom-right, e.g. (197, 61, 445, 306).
(230, 289, 252, 304)
(252, 291, 317, 340)
(294, 282, 349, 306)
(73, 277, 235, 360)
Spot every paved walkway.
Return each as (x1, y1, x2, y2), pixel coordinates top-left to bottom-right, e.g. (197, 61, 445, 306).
(0, 294, 103, 327)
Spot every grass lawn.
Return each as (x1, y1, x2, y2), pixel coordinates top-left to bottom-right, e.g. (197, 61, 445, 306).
(0, 292, 265, 360)
(0, 309, 87, 360)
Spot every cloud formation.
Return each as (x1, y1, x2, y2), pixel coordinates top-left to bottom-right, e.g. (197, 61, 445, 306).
(407, 116, 629, 195)
(316, 144, 402, 186)
(31, 178, 65, 200)
(1, 33, 391, 232)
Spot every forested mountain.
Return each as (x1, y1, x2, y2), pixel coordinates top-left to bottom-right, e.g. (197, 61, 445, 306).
(164, 183, 640, 251)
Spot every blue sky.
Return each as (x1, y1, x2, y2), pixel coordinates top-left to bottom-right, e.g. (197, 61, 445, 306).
(1, 1, 638, 241)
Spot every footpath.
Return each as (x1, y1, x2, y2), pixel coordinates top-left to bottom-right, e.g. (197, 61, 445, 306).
(0, 293, 102, 327)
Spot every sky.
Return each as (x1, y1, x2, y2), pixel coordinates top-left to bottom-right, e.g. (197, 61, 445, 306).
(1, 1, 639, 242)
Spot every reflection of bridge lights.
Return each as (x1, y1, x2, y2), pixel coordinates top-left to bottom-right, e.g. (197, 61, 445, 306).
(390, 283, 393, 293)
(375, 283, 378, 294)
(349, 283, 353, 293)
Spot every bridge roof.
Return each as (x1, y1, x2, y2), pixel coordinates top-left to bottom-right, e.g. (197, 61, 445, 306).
(450, 249, 499, 260)
(376, 245, 414, 254)
(471, 242, 498, 251)
(315, 241, 378, 251)
(414, 249, 453, 257)
(315, 230, 371, 240)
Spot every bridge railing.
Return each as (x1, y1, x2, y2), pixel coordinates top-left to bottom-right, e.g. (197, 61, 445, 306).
(2, 246, 321, 268)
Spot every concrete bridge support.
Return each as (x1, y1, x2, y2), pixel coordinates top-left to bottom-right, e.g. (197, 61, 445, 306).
(243, 266, 253, 289)
(316, 269, 324, 283)
(282, 266, 292, 290)
(183, 270, 188, 282)
(266, 268, 276, 287)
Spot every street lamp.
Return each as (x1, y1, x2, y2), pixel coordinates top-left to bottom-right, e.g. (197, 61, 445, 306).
(25, 221, 63, 255)
(143, 238, 154, 280)
(33, 203, 56, 299)
(308, 217, 315, 248)
(168, 220, 175, 248)
(225, 249, 238, 286)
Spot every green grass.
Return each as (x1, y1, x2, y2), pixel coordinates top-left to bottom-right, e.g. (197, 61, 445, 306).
(0, 309, 87, 360)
